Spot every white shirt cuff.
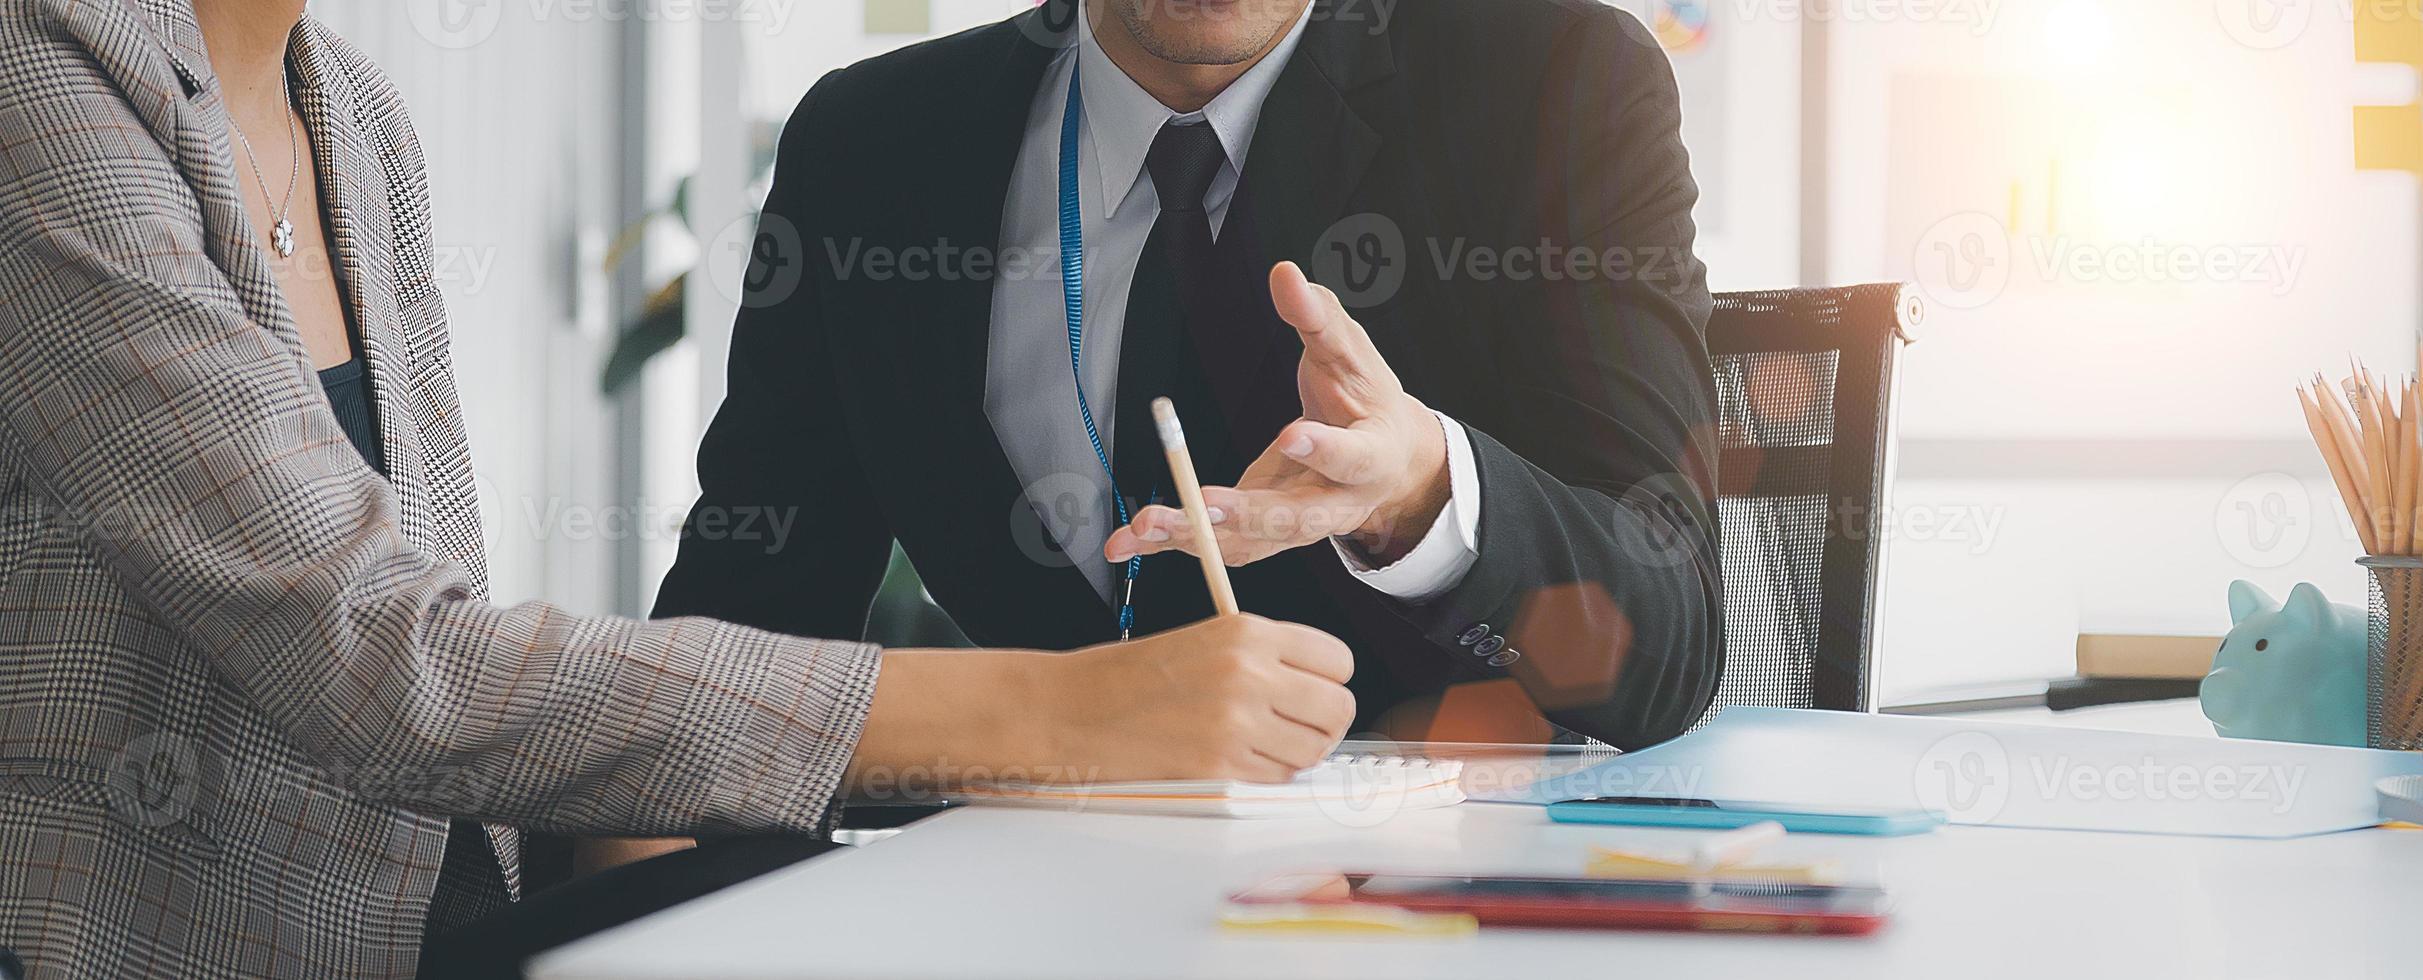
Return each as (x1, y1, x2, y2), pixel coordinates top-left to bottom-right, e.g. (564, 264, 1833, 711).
(1331, 410, 1481, 603)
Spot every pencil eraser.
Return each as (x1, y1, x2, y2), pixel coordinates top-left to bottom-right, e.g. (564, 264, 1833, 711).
(1152, 398, 1185, 446)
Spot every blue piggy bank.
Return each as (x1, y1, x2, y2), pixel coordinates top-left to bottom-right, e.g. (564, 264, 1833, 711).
(2200, 581, 2366, 747)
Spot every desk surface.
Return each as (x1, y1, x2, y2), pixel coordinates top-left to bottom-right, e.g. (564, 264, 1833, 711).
(532, 702, 2423, 980)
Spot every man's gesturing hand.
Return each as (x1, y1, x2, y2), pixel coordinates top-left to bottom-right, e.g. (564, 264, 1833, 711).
(1043, 614, 1357, 784)
(1105, 261, 1453, 569)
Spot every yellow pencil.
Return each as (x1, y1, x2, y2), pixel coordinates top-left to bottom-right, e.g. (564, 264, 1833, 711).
(1150, 397, 1240, 617)
(2397, 383, 2418, 553)
(2303, 383, 2379, 554)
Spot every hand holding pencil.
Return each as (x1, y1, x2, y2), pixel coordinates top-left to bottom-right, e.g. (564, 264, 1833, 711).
(1152, 397, 1240, 617)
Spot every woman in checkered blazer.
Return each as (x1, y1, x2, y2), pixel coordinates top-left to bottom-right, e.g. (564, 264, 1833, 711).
(0, 1, 1355, 976)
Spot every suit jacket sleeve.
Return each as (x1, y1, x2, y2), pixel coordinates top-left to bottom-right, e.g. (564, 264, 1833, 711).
(653, 74, 897, 642)
(1401, 8, 1723, 750)
(0, 57, 878, 839)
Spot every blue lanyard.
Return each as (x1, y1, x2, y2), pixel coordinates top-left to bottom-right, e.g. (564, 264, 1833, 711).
(1060, 68, 1145, 640)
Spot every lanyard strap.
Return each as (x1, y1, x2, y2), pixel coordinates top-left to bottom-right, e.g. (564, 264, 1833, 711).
(1060, 68, 1143, 638)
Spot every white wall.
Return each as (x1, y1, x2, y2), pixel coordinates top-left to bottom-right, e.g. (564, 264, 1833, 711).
(1821, 0, 2416, 697)
(312, 2, 629, 614)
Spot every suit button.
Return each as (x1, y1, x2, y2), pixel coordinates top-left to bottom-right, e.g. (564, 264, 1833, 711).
(1473, 635, 1506, 657)
(1456, 624, 1490, 646)
(1487, 649, 1520, 667)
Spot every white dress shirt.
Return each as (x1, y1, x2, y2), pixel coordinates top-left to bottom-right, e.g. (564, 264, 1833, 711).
(984, 5, 1480, 606)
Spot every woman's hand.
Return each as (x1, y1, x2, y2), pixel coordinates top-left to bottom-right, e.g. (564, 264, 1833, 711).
(1041, 614, 1357, 784)
(847, 615, 1356, 796)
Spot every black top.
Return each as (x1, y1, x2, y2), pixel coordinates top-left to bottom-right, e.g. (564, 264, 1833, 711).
(650, 0, 1723, 750)
(315, 359, 509, 925)
(317, 357, 385, 476)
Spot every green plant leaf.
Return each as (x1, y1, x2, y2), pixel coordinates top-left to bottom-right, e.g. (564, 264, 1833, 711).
(599, 274, 688, 395)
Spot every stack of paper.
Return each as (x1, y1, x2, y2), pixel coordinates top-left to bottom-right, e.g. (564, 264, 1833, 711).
(956, 755, 1465, 819)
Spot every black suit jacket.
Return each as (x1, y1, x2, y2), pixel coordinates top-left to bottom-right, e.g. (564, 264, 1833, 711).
(654, 0, 1724, 750)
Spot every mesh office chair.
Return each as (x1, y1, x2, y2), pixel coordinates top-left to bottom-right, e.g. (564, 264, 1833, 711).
(1702, 283, 1919, 720)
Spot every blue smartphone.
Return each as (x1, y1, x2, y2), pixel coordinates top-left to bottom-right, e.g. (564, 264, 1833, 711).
(1547, 795, 1944, 836)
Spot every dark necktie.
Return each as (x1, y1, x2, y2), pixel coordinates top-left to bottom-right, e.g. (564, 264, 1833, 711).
(1112, 121, 1228, 519)
(1110, 121, 1231, 624)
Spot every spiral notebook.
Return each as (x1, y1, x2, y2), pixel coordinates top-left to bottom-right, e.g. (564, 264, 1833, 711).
(955, 755, 1467, 818)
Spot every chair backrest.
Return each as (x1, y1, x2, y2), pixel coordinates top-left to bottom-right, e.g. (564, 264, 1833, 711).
(1703, 283, 1918, 718)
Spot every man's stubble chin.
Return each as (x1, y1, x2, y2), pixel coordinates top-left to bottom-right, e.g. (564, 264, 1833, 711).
(1111, 0, 1292, 66)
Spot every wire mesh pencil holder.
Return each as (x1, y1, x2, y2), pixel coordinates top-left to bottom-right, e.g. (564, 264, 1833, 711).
(2362, 556, 2423, 750)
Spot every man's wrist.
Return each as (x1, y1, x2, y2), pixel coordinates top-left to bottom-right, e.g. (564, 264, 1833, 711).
(1347, 410, 1453, 564)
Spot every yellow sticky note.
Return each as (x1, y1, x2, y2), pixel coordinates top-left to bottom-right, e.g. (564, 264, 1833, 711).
(2353, 0, 2423, 173)
(2356, 105, 2423, 175)
(2357, 0, 2423, 67)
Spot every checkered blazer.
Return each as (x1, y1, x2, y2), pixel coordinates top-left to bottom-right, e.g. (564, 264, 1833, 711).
(0, 2, 882, 976)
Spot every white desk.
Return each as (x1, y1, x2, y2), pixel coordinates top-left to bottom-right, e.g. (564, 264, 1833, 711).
(532, 703, 2423, 980)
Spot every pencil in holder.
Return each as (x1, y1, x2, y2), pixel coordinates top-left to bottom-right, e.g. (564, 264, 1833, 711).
(2362, 555, 2423, 750)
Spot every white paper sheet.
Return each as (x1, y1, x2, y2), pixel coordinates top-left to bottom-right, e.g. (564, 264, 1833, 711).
(1525, 707, 2423, 838)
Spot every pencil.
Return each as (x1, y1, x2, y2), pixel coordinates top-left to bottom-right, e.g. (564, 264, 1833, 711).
(2397, 384, 2417, 554)
(2323, 378, 2378, 549)
(1150, 397, 1240, 617)
(2356, 377, 2392, 539)
(2319, 377, 2367, 484)
(2300, 365, 2423, 557)
(2302, 385, 2379, 554)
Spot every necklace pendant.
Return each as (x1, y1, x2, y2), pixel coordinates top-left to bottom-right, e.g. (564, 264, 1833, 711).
(272, 220, 296, 259)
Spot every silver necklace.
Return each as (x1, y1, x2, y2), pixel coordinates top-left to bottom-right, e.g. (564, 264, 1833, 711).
(229, 71, 300, 259)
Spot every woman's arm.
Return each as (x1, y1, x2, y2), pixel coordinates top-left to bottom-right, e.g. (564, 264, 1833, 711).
(0, 72, 1357, 839)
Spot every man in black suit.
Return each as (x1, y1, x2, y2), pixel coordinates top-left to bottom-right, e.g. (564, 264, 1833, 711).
(657, 0, 1724, 750)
